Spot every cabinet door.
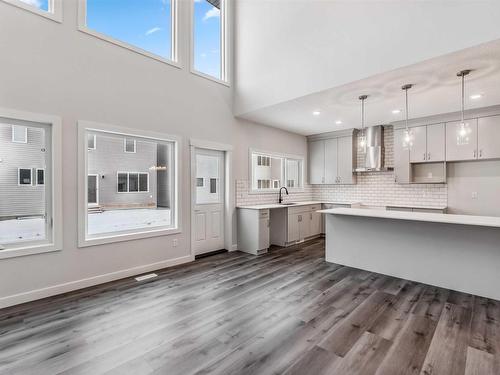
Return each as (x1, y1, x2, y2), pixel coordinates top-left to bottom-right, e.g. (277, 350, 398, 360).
(308, 140, 325, 184)
(426, 123, 445, 162)
(409, 126, 427, 163)
(309, 211, 322, 236)
(287, 214, 299, 242)
(393, 128, 411, 184)
(337, 136, 355, 184)
(446, 120, 478, 161)
(324, 138, 338, 184)
(298, 213, 310, 239)
(258, 218, 270, 250)
(478, 116, 500, 160)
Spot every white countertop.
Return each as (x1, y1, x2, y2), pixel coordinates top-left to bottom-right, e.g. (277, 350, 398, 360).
(237, 201, 356, 210)
(319, 207, 500, 228)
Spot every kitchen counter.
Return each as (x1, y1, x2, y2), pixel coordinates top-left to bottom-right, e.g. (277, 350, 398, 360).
(237, 201, 357, 210)
(320, 207, 500, 228)
(323, 207, 500, 300)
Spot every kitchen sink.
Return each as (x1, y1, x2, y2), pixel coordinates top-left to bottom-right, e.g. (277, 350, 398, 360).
(280, 202, 297, 206)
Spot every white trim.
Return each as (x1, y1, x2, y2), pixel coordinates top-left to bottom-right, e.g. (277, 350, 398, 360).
(0, 107, 63, 259)
(0, 0, 62, 23)
(36, 168, 45, 186)
(189, 138, 233, 151)
(11, 125, 27, 143)
(78, 120, 182, 248)
(123, 138, 137, 153)
(189, 0, 231, 86)
(0, 254, 193, 309)
(17, 167, 33, 186)
(77, 0, 180, 69)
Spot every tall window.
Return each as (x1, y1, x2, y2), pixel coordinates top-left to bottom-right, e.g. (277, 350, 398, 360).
(81, 0, 177, 63)
(193, 0, 227, 82)
(250, 151, 304, 192)
(2, 0, 62, 22)
(81, 125, 178, 245)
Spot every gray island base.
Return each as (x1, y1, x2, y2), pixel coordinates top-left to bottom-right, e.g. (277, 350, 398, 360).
(321, 208, 500, 301)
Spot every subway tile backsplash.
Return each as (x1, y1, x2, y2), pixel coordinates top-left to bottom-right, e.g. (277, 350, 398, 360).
(237, 126, 447, 208)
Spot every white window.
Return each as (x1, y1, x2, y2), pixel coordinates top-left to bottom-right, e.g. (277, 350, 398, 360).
(192, 0, 228, 83)
(250, 150, 304, 192)
(18, 168, 32, 186)
(36, 168, 45, 185)
(12, 125, 27, 143)
(1, 0, 62, 22)
(79, 122, 180, 247)
(0, 109, 62, 259)
(87, 134, 96, 150)
(124, 138, 136, 153)
(78, 0, 178, 65)
(117, 172, 149, 193)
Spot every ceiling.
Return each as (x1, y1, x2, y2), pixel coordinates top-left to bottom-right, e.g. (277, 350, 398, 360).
(237, 39, 500, 136)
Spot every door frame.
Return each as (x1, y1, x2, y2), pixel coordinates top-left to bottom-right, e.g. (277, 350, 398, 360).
(190, 139, 233, 258)
(87, 174, 99, 207)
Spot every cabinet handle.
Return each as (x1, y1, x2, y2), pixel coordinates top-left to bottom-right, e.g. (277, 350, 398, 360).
(423, 152, 426, 161)
(310, 213, 312, 220)
(298, 215, 302, 222)
(428, 152, 431, 160)
(479, 149, 483, 158)
(473, 150, 477, 158)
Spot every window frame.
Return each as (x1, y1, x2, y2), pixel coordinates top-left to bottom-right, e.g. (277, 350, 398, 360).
(77, 0, 180, 68)
(36, 168, 45, 186)
(1, 0, 62, 22)
(78, 120, 181, 248)
(123, 138, 136, 153)
(11, 125, 27, 144)
(116, 172, 149, 193)
(190, 0, 230, 86)
(249, 149, 305, 194)
(0, 107, 63, 260)
(17, 167, 33, 186)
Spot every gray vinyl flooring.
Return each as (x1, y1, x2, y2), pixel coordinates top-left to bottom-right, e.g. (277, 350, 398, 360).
(0, 238, 498, 374)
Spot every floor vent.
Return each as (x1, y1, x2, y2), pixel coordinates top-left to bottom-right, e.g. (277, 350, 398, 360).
(135, 273, 158, 282)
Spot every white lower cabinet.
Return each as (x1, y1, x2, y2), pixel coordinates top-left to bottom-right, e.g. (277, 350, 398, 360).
(287, 204, 322, 243)
(237, 209, 270, 255)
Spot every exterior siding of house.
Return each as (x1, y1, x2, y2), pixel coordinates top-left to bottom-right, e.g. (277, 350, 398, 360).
(0, 123, 46, 218)
(87, 132, 158, 209)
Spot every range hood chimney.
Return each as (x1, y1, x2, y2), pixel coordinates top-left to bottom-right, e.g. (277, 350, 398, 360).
(355, 125, 391, 172)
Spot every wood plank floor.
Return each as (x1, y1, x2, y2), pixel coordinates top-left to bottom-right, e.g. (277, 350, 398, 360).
(1, 238, 499, 375)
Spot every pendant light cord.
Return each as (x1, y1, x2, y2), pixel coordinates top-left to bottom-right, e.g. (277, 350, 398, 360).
(405, 87, 409, 131)
(461, 73, 465, 123)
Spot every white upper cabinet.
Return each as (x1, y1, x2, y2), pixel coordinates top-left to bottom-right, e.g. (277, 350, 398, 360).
(478, 115, 500, 160)
(409, 124, 445, 163)
(446, 120, 478, 161)
(409, 126, 427, 163)
(324, 138, 338, 184)
(393, 128, 411, 184)
(308, 140, 325, 184)
(337, 136, 355, 184)
(426, 123, 445, 162)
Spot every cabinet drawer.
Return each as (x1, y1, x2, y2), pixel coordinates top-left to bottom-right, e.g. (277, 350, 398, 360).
(288, 205, 310, 215)
(309, 204, 321, 211)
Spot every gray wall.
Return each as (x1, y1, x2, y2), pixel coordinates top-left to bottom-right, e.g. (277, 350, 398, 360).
(0, 122, 45, 218)
(447, 160, 500, 216)
(0, 1, 307, 305)
(87, 132, 157, 208)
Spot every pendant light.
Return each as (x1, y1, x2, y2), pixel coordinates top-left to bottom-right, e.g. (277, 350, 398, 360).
(402, 84, 413, 150)
(457, 69, 472, 146)
(358, 95, 368, 152)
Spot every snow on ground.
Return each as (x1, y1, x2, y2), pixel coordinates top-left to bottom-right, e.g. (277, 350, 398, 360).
(0, 208, 172, 244)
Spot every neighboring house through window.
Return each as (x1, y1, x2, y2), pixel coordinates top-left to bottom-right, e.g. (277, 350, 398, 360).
(12, 125, 27, 143)
(18, 168, 32, 186)
(251, 150, 304, 192)
(124, 138, 136, 153)
(36, 169, 45, 185)
(117, 172, 149, 193)
(88, 134, 96, 150)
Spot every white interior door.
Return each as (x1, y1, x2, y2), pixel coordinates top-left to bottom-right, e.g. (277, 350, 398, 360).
(192, 148, 225, 255)
(87, 174, 99, 207)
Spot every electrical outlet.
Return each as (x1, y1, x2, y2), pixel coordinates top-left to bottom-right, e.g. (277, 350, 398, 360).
(172, 239, 178, 247)
(471, 191, 478, 199)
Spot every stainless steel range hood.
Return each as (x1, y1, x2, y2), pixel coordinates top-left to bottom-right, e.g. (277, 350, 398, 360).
(355, 125, 392, 172)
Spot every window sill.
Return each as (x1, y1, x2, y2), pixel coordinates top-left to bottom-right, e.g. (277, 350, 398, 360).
(0, 243, 61, 260)
(190, 69, 230, 87)
(78, 26, 181, 70)
(79, 227, 182, 248)
(1, 0, 62, 22)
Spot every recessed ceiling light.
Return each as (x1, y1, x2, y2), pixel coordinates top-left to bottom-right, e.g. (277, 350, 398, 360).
(392, 109, 401, 114)
(312, 111, 321, 116)
(335, 120, 342, 125)
(470, 94, 483, 100)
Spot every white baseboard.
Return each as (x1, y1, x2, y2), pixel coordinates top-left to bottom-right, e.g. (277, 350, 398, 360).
(0, 255, 194, 309)
(230, 244, 238, 251)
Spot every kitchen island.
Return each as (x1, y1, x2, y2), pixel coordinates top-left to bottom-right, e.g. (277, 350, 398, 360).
(320, 207, 500, 300)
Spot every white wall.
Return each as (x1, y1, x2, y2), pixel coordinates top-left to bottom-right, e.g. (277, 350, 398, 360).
(0, 0, 306, 306)
(235, 0, 500, 115)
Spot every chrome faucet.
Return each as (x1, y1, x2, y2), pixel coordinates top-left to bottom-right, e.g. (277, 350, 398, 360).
(278, 187, 289, 204)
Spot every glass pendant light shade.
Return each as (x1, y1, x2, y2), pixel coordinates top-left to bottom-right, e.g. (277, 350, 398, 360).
(401, 84, 413, 150)
(456, 70, 471, 146)
(358, 95, 368, 153)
